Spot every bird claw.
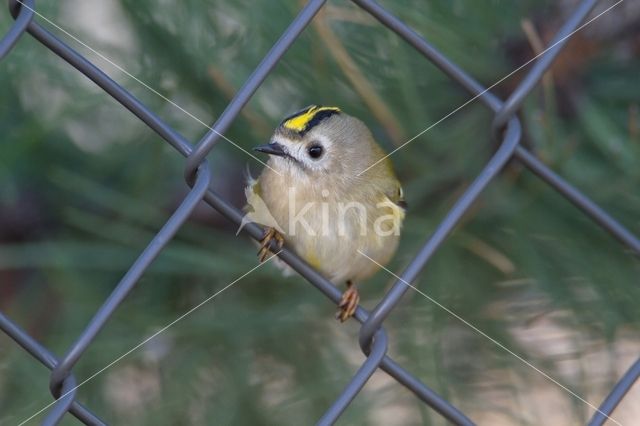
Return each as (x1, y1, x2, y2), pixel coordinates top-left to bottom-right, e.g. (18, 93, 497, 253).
(336, 283, 359, 322)
(257, 227, 284, 262)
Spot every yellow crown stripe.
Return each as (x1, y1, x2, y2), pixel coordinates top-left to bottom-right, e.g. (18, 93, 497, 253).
(283, 106, 340, 132)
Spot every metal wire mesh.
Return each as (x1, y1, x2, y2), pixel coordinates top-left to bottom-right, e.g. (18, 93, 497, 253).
(1, 0, 639, 425)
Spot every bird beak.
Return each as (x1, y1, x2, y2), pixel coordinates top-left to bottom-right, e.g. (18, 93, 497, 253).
(253, 142, 287, 157)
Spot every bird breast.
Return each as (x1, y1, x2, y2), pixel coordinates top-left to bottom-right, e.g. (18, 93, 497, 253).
(248, 170, 402, 284)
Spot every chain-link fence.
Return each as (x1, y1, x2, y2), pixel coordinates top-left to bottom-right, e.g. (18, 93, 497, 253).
(1, 0, 639, 424)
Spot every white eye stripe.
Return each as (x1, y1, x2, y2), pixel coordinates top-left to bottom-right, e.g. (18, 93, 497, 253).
(310, 134, 333, 150)
(272, 136, 296, 146)
(271, 133, 334, 172)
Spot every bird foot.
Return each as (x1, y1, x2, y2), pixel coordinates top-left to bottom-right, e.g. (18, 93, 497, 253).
(336, 282, 359, 322)
(257, 227, 284, 262)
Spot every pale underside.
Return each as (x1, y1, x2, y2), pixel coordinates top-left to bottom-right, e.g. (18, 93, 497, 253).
(244, 170, 403, 285)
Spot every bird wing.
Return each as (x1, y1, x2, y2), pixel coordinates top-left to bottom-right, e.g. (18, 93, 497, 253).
(238, 171, 284, 235)
(385, 183, 407, 211)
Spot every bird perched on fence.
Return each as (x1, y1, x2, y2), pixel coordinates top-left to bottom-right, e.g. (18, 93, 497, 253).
(245, 105, 406, 321)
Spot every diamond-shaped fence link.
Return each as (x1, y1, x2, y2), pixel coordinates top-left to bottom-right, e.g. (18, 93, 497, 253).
(1, 0, 639, 425)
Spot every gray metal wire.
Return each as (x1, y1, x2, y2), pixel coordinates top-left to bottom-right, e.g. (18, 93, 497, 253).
(0, 0, 638, 425)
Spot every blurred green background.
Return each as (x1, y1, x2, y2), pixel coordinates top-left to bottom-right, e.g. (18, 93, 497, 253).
(1, 0, 639, 424)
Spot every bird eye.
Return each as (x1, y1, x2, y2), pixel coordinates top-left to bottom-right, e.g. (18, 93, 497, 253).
(307, 144, 323, 159)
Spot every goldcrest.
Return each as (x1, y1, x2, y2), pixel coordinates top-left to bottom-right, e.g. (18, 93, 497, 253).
(246, 105, 406, 321)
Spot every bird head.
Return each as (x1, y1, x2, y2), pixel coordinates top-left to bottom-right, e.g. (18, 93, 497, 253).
(254, 105, 381, 178)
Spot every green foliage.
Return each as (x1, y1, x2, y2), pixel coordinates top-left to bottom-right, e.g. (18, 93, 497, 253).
(1, 1, 638, 424)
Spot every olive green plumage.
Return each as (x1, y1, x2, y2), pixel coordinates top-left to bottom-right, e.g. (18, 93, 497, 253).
(246, 106, 405, 320)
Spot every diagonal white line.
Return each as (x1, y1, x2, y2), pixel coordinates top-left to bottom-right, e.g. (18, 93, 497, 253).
(15, 0, 281, 176)
(17, 252, 282, 425)
(358, 0, 625, 176)
(357, 249, 623, 426)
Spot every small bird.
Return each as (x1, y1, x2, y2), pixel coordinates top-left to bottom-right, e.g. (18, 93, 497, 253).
(245, 105, 406, 321)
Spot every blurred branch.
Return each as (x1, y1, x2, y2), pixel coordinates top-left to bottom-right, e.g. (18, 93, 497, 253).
(521, 19, 554, 91)
(323, 5, 375, 26)
(207, 66, 272, 136)
(459, 233, 516, 275)
(313, 6, 406, 144)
